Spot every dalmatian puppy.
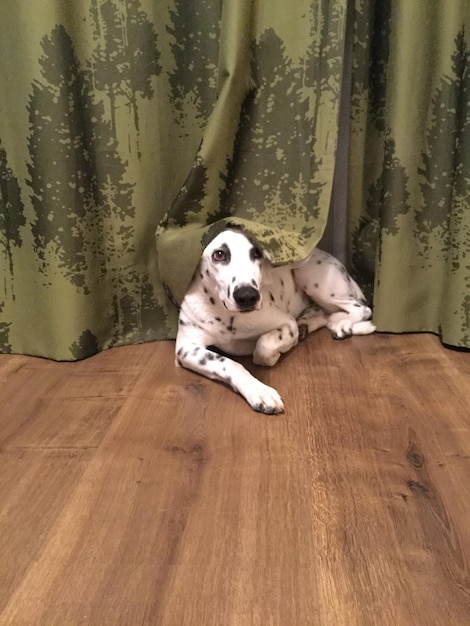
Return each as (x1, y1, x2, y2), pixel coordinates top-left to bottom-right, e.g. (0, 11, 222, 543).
(176, 228, 375, 414)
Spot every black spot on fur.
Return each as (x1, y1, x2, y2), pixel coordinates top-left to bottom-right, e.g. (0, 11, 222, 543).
(210, 297, 216, 305)
(317, 260, 322, 264)
(199, 358, 207, 366)
(314, 283, 319, 288)
(250, 246, 262, 261)
(215, 316, 222, 322)
(269, 292, 275, 303)
(227, 317, 235, 332)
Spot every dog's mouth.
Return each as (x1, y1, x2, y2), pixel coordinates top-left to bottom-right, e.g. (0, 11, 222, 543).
(223, 300, 262, 314)
(236, 304, 258, 313)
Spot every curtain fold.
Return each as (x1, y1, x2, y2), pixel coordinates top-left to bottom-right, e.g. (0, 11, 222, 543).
(0, 0, 347, 359)
(1, 0, 468, 360)
(157, 0, 348, 305)
(349, 0, 470, 348)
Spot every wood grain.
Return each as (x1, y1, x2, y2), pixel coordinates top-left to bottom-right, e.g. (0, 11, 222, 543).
(0, 332, 469, 625)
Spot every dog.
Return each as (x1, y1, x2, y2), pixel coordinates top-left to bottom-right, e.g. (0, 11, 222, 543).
(175, 228, 375, 414)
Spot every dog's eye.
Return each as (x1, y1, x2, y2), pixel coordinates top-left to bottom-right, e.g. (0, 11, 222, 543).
(212, 249, 226, 263)
(251, 247, 262, 260)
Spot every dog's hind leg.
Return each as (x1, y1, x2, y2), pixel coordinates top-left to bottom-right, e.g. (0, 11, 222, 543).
(326, 306, 375, 339)
(296, 305, 328, 341)
(293, 250, 375, 340)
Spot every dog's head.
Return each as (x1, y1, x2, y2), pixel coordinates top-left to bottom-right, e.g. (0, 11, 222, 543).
(200, 229, 267, 313)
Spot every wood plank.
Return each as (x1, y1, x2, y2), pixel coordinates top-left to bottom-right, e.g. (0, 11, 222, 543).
(0, 344, 154, 446)
(0, 333, 469, 625)
(0, 448, 93, 614)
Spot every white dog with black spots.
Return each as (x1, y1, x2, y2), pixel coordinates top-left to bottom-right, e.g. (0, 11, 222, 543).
(176, 228, 375, 414)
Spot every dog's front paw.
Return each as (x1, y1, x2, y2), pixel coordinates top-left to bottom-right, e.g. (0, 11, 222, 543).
(252, 350, 281, 367)
(244, 381, 285, 415)
(253, 323, 298, 367)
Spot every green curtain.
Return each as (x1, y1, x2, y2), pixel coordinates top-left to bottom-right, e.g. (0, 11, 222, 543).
(156, 0, 348, 304)
(0, 0, 346, 359)
(349, 0, 470, 348)
(0, 1, 468, 360)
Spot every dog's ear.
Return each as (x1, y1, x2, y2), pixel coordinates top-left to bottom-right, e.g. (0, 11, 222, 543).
(260, 258, 274, 285)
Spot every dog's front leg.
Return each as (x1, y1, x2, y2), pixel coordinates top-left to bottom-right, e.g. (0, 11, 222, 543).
(176, 343, 285, 415)
(253, 318, 299, 367)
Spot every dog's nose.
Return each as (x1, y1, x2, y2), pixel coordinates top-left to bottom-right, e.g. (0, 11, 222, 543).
(233, 285, 260, 311)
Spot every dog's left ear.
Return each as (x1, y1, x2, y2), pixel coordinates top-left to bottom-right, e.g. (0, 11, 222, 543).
(260, 258, 274, 285)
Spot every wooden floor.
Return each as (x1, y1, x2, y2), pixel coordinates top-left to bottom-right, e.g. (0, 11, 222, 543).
(0, 331, 469, 625)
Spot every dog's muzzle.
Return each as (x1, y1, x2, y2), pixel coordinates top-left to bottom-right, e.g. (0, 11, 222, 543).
(233, 285, 260, 312)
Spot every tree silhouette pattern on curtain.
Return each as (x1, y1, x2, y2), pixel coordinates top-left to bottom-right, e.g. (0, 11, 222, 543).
(349, 0, 469, 348)
(1, 0, 168, 358)
(156, 0, 347, 304)
(0, 0, 468, 359)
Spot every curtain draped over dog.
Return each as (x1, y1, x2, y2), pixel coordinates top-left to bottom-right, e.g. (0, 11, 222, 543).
(0, 0, 468, 360)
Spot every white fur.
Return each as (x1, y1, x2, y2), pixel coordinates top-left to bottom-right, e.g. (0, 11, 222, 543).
(176, 229, 375, 414)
